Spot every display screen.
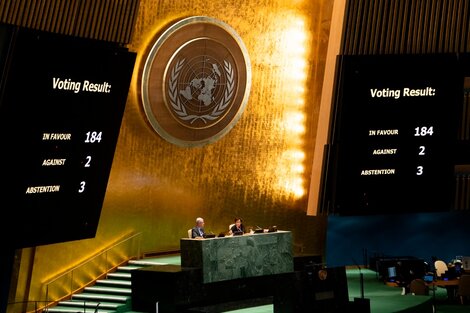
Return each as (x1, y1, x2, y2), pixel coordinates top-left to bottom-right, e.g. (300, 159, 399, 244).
(321, 53, 465, 215)
(0, 25, 136, 247)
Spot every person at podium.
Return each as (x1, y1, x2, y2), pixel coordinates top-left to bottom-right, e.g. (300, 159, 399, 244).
(191, 217, 205, 238)
(230, 217, 245, 236)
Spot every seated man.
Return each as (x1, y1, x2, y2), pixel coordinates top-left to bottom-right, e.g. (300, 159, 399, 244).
(191, 217, 205, 238)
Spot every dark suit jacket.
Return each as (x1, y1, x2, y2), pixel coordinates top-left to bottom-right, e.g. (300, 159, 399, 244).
(191, 227, 205, 238)
(230, 224, 245, 234)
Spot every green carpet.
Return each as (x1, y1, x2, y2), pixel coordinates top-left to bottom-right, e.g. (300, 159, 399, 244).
(140, 254, 182, 265)
(347, 269, 432, 313)
(347, 268, 470, 313)
(223, 304, 272, 313)
(142, 255, 470, 313)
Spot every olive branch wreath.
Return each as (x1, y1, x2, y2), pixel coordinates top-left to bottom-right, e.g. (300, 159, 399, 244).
(168, 59, 235, 124)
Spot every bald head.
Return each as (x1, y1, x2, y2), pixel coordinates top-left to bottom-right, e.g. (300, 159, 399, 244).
(196, 217, 204, 227)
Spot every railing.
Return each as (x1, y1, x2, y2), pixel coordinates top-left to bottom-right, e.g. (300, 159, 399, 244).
(7, 232, 142, 313)
(7, 301, 49, 313)
(7, 300, 100, 313)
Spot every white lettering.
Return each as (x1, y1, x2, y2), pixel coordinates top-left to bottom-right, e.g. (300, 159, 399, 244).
(82, 80, 112, 93)
(370, 88, 401, 99)
(52, 77, 112, 94)
(42, 159, 66, 166)
(370, 87, 436, 99)
(25, 185, 61, 194)
(372, 149, 397, 155)
(52, 77, 81, 93)
(42, 133, 71, 141)
(360, 169, 396, 175)
(375, 129, 399, 135)
(403, 87, 436, 97)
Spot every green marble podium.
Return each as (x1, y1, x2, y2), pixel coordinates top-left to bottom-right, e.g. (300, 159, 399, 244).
(180, 230, 294, 283)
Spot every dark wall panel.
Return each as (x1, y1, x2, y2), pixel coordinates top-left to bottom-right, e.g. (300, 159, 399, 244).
(326, 0, 470, 267)
(332, 0, 470, 212)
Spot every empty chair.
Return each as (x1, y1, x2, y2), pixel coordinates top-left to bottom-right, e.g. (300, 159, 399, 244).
(434, 260, 448, 278)
(409, 278, 429, 295)
(457, 274, 470, 304)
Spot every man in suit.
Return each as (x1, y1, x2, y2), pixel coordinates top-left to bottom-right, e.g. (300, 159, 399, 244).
(191, 217, 205, 238)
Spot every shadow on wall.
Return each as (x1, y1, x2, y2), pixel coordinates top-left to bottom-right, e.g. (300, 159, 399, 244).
(326, 211, 470, 268)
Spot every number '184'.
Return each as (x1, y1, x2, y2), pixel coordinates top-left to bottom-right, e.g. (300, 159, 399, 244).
(414, 126, 433, 136)
(84, 131, 102, 143)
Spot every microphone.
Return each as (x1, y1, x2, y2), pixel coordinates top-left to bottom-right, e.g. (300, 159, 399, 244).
(94, 302, 100, 313)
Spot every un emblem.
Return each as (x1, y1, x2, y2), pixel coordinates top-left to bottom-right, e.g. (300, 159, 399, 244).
(141, 16, 252, 147)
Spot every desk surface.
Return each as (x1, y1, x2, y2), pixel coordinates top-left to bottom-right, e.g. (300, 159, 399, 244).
(431, 278, 460, 287)
(181, 230, 291, 241)
(385, 278, 460, 288)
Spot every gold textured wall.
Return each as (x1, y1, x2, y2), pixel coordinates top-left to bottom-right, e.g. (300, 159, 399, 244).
(13, 0, 334, 309)
(109, 0, 332, 253)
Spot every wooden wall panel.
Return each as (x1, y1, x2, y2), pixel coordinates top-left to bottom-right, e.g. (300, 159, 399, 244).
(342, 0, 470, 55)
(0, 0, 140, 44)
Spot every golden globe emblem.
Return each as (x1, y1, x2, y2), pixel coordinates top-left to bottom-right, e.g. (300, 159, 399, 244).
(141, 16, 251, 147)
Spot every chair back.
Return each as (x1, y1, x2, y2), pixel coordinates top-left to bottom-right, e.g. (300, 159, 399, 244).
(187, 229, 192, 238)
(410, 278, 429, 295)
(434, 260, 448, 278)
(228, 223, 235, 235)
(458, 274, 470, 304)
